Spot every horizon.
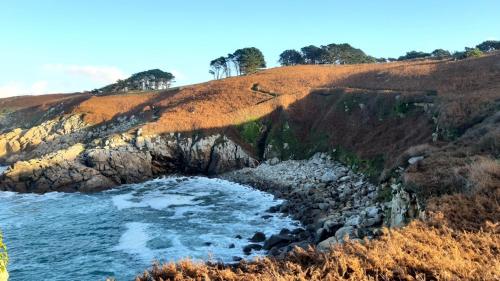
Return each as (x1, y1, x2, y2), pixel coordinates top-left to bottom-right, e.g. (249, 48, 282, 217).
(1, 0, 499, 98)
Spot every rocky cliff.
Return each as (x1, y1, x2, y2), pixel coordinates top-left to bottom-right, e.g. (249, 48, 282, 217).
(0, 114, 257, 193)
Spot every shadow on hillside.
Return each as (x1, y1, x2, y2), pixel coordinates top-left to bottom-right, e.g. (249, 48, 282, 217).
(2, 55, 499, 232)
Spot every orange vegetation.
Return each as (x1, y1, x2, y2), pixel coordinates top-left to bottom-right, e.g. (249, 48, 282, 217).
(75, 92, 159, 124)
(133, 55, 500, 281)
(137, 222, 499, 281)
(66, 53, 499, 136)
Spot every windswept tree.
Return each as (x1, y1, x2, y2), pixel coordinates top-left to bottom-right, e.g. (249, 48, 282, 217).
(278, 49, 304, 66)
(209, 47, 266, 79)
(233, 47, 266, 74)
(227, 53, 239, 76)
(209, 56, 228, 79)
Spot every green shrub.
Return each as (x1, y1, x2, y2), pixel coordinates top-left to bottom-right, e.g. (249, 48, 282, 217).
(238, 119, 263, 147)
(332, 147, 385, 181)
(0, 230, 8, 278)
(265, 121, 303, 160)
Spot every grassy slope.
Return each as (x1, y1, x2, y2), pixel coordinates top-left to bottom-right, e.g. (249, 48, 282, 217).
(1, 54, 499, 280)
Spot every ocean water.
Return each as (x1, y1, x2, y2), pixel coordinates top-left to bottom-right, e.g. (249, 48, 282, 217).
(0, 176, 300, 281)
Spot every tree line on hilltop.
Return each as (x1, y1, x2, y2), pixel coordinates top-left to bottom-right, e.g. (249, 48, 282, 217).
(209, 47, 266, 80)
(208, 40, 499, 80)
(279, 40, 500, 66)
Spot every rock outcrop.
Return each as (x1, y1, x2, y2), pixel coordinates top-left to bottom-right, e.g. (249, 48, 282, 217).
(388, 183, 423, 227)
(0, 115, 258, 193)
(0, 114, 89, 163)
(0, 144, 115, 193)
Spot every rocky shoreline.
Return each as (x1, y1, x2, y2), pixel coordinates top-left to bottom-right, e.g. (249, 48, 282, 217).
(0, 113, 402, 260)
(221, 153, 386, 258)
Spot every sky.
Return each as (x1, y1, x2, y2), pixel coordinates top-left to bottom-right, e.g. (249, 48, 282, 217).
(0, 0, 499, 98)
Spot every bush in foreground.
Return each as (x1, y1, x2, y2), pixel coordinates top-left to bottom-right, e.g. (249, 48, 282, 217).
(136, 220, 499, 281)
(0, 231, 8, 281)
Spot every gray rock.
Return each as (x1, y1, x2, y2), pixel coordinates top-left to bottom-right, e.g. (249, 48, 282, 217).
(263, 234, 293, 250)
(362, 214, 383, 227)
(338, 175, 351, 182)
(317, 236, 338, 251)
(249, 231, 266, 242)
(318, 202, 330, 210)
(323, 219, 343, 233)
(321, 171, 337, 183)
(345, 215, 361, 226)
(389, 186, 420, 227)
(408, 156, 424, 165)
(365, 206, 380, 218)
(335, 226, 357, 242)
(243, 244, 263, 254)
(267, 157, 280, 165)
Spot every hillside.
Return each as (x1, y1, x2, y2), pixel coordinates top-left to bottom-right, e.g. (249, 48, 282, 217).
(0, 53, 499, 280)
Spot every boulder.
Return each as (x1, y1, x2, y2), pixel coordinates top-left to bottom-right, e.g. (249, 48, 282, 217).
(317, 236, 338, 251)
(243, 244, 263, 254)
(323, 220, 343, 234)
(365, 206, 380, 218)
(362, 214, 383, 227)
(249, 232, 266, 242)
(408, 156, 424, 165)
(267, 157, 280, 165)
(321, 171, 337, 183)
(345, 215, 362, 226)
(335, 226, 357, 242)
(263, 234, 293, 250)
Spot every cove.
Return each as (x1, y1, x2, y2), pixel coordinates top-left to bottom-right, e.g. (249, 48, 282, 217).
(0, 176, 300, 281)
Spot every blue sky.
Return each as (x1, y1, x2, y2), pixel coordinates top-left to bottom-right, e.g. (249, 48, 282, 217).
(0, 0, 499, 97)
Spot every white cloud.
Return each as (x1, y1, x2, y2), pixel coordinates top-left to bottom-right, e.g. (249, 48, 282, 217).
(43, 64, 126, 84)
(170, 69, 186, 83)
(31, 80, 49, 94)
(0, 81, 50, 98)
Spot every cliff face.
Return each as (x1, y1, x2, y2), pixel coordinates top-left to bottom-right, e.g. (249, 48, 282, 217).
(0, 114, 256, 192)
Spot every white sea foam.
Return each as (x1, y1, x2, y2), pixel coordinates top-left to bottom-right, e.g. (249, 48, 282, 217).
(111, 193, 148, 210)
(0, 176, 302, 280)
(114, 222, 154, 262)
(0, 166, 8, 175)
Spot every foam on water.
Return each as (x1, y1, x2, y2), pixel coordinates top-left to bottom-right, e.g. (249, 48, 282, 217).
(0, 176, 301, 281)
(114, 222, 154, 262)
(0, 165, 8, 175)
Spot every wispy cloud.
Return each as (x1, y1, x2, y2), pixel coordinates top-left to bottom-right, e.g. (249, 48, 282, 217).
(170, 69, 186, 83)
(0, 81, 49, 98)
(43, 64, 126, 84)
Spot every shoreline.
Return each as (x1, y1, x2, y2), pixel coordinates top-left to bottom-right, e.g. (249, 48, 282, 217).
(220, 152, 385, 257)
(0, 154, 384, 264)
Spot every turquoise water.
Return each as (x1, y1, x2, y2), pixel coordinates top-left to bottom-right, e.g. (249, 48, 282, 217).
(0, 176, 299, 281)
